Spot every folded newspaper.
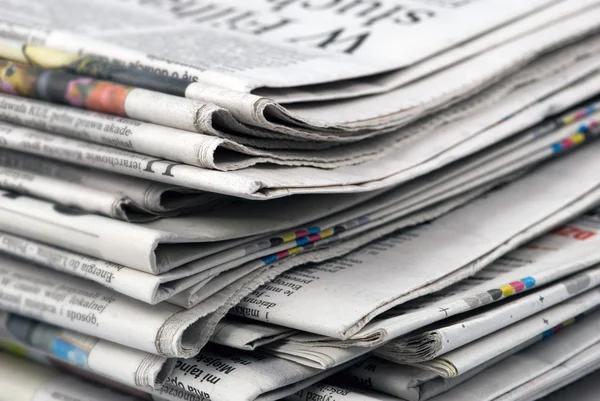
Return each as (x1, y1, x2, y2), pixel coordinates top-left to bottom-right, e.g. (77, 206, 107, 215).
(377, 264, 600, 365)
(419, 312, 600, 401)
(4, 0, 600, 139)
(1, 33, 599, 170)
(0, 311, 173, 391)
(537, 362, 600, 400)
(395, 289, 600, 378)
(320, 308, 600, 401)
(1, 43, 600, 198)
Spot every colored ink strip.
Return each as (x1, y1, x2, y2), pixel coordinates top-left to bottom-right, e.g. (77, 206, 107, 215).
(260, 229, 339, 265)
(561, 104, 599, 125)
(459, 276, 537, 313)
(551, 119, 600, 153)
(489, 98, 600, 139)
(525, 100, 600, 140)
(541, 313, 584, 339)
(259, 215, 372, 265)
(485, 276, 537, 301)
(267, 215, 371, 249)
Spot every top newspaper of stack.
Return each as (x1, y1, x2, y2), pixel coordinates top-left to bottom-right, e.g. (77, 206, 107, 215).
(2, 0, 600, 140)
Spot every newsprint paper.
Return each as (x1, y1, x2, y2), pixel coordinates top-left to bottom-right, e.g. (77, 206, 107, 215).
(0, 351, 145, 401)
(331, 308, 600, 401)
(0, 44, 599, 198)
(2, 141, 600, 365)
(0, 311, 174, 391)
(240, 143, 600, 339)
(3, 0, 600, 138)
(0, 118, 573, 306)
(0, 319, 360, 401)
(377, 263, 600, 364)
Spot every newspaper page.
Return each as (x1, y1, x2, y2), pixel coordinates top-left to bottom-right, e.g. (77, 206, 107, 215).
(341, 207, 600, 345)
(209, 317, 297, 351)
(2, 0, 586, 110)
(0, 58, 258, 137)
(171, 158, 526, 308)
(0, 49, 589, 183)
(1, 143, 599, 371)
(0, 163, 162, 222)
(1, 48, 598, 199)
(261, 187, 600, 369)
(3, 18, 600, 142)
(91, 133, 571, 306)
(0, 93, 406, 170)
(378, 266, 600, 364)
(0, 92, 306, 170)
(272, 169, 600, 352)
(3, 28, 599, 151)
(0, 54, 597, 171)
(260, 0, 600, 103)
(202, 177, 600, 370)
(336, 339, 541, 401)
(0, 4, 596, 143)
(283, 383, 399, 401)
(429, 314, 600, 401)
(534, 365, 600, 400)
(0, 180, 381, 273)
(232, 143, 600, 339)
(494, 348, 600, 401)
(0, 312, 174, 391)
(46, 10, 600, 136)
(337, 308, 600, 401)
(259, 184, 600, 368)
(0, 149, 226, 218)
(336, 356, 443, 401)
(0, 185, 487, 367)
(0, 253, 212, 358)
(173, 183, 496, 310)
(155, 344, 361, 401)
(101, 9, 600, 135)
(0, 178, 484, 305)
(0, 328, 354, 401)
(0, 85, 574, 170)
(0, 0, 558, 89)
(0, 351, 147, 401)
(169, 184, 496, 310)
(412, 289, 600, 378)
(0, 171, 496, 308)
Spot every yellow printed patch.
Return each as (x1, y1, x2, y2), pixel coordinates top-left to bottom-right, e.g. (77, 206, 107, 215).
(571, 133, 585, 145)
(500, 285, 515, 297)
(288, 246, 302, 255)
(320, 228, 335, 239)
(282, 233, 296, 243)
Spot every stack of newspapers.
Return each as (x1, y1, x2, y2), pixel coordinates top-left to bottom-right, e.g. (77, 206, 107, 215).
(2, 0, 600, 400)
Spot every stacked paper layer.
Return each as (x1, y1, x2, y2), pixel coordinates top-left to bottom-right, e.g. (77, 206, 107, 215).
(1, 0, 600, 400)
